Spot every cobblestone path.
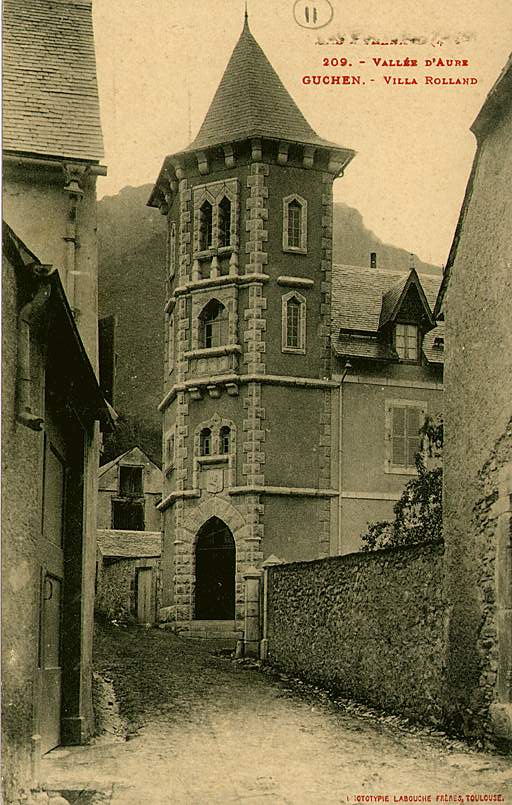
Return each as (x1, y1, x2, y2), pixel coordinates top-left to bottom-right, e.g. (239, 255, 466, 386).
(41, 624, 512, 805)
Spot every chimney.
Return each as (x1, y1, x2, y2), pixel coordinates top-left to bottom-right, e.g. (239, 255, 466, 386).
(370, 252, 377, 269)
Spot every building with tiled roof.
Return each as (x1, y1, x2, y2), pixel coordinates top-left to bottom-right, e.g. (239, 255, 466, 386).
(331, 264, 444, 365)
(95, 448, 163, 626)
(148, 13, 443, 640)
(3, 0, 104, 163)
(328, 261, 444, 552)
(2, 2, 108, 797)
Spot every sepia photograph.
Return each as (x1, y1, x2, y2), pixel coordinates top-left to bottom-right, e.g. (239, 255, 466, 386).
(2, 0, 512, 802)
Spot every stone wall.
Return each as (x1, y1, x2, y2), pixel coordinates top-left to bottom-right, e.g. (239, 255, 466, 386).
(96, 558, 160, 624)
(267, 541, 446, 725)
(442, 92, 512, 742)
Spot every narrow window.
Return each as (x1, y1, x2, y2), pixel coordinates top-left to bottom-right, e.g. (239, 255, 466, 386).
(287, 200, 302, 249)
(219, 426, 230, 454)
(286, 298, 301, 349)
(391, 406, 422, 468)
(199, 200, 213, 251)
(395, 324, 419, 362)
(218, 197, 231, 248)
(166, 431, 175, 468)
(200, 428, 212, 456)
(168, 315, 174, 374)
(169, 222, 176, 278)
(200, 299, 228, 349)
(119, 466, 143, 497)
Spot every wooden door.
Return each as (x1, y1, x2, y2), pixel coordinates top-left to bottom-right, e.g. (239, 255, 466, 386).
(40, 437, 66, 754)
(137, 568, 153, 624)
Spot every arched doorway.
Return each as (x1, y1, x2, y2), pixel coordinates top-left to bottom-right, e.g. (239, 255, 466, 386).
(195, 517, 235, 620)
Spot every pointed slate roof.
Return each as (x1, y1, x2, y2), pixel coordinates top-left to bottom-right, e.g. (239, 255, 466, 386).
(379, 268, 434, 329)
(187, 17, 343, 152)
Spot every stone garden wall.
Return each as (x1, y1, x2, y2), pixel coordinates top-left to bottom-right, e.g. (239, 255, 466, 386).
(267, 541, 446, 725)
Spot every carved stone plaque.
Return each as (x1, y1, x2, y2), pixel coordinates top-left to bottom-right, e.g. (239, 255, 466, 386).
(206, 468, 224, 494)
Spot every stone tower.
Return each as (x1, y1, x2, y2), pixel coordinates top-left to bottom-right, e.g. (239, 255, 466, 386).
(149, 16, 354, 629)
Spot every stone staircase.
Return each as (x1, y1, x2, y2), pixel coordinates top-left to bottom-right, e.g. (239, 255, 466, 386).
(173, 620, 243, 651)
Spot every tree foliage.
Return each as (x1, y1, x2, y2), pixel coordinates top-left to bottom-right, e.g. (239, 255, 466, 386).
(360, 415, 443, 552)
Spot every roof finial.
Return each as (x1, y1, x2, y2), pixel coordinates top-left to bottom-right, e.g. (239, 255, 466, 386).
(244, 0, 248, 25)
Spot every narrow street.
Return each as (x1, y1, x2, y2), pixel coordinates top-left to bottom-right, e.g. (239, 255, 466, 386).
(41, 624, 512, 805)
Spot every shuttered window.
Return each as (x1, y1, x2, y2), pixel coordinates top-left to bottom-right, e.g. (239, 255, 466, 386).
(392, 406, 421, 467)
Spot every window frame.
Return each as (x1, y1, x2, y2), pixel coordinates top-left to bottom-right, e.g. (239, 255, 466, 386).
(218, 196, 232, 249)
(282, 194, 307, 254)
(281, 291, 307, 354)
(118, 464, 144, 498)
(167, 314, 175, 375)
(200, 428, 212, 457)
(394, 322, 420, 363)
(199, 299, 229, 350)
(384, 399, 427, 475)
(199, 200, 213, 252)
(169, 221, 177, 280)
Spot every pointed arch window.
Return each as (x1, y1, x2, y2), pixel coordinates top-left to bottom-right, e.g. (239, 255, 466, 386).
(199, 299, 228, 349)
(219, 426, 231, 455)
(283, 194, 307, 253)
(282, 291, 306, 354)
(218, 197, 232, 248)
(199, 200, 213, 251)
(200, 428, 212, 456)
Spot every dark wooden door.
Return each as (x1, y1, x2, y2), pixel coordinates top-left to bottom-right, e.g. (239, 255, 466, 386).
(195, 518, 235, 620)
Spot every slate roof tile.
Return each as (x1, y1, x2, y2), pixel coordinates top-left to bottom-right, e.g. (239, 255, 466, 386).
(3, 0, 104, 162)
(331, 264, 444, 364)
(188, 18, 347, 153)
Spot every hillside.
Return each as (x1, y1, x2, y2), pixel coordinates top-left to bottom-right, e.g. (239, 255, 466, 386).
(97, 184, 440, 463)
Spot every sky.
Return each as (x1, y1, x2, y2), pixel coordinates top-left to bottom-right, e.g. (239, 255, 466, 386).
(92, 0, 512, 266)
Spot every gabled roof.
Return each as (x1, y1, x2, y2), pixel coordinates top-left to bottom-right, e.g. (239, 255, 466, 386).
(3, 0, 104, 162)
(97, 529, 161, 559)
(332, 265, 441, 334)
(187, 17, 346, 153)
(379, 268, 434, 329)
(331, 264, 443, 364)
(3, 222, 114, 430)
(98, 446, 162, 478)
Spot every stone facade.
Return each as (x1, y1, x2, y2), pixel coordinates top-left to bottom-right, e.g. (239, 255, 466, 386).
(436, 57, 512, 744)
(266, 542, 446, 725)
(2, 2, 107, 798)
(151, 19, 355, 631)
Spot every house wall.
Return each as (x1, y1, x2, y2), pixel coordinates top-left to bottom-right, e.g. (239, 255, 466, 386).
(443, 101, 512, 741)
(266, 541, 446, 725)
(1, 258, 44, 799)
(97, 449, 163, 531)
(2, 254, 98, 800)
(2, 165, 102, 800)
(96, 557, 161, 624)
(335, 362, 443, 553)
(3, 168, 100, 365)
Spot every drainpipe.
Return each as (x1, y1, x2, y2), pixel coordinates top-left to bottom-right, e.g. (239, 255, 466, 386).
(63, 168, 85, 321)
(337, 360, 352, 553)
(17, 269, 54, 430)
